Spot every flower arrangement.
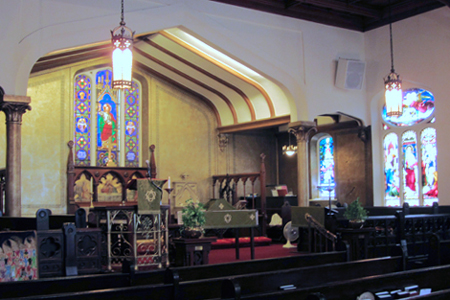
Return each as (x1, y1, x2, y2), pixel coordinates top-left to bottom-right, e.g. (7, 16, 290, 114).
(181, 199, 206, 237)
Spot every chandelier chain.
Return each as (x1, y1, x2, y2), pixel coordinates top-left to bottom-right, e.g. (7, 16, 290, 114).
(389, 0, 394, 73)
(120, 0, 125, 26)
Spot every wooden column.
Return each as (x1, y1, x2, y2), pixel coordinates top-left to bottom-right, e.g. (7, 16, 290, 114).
(0, 94, 31, 216)
(289, 121, 316, 207)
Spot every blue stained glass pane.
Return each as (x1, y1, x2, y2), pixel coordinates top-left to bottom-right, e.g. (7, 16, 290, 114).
(319, 136, 335, 197)
(74, 74, 91, 166)
(124, 81, 140, 167)
(383, 88, 435, 127)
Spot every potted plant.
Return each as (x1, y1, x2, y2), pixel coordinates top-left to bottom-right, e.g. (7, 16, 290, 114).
(181, 199, 206, 238)
(343, 198, 368, 229)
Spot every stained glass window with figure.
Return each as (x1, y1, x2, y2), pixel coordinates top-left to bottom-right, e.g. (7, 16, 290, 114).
(318, 136, 335, 198)
(73, 68, 141, 167)
(382, 88, 438, 206)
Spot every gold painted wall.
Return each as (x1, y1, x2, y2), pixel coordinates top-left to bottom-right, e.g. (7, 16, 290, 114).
(24, 69, 71, 215)
(19, 61, 274, 216)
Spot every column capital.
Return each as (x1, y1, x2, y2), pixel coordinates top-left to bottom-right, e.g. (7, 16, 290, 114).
(0, 95, 31, 123)
(288, 121, 317, 142)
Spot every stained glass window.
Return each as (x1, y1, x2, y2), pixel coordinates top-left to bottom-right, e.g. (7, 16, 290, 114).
(96, 70, 119, 166)
(73, 68, 141, 167)
(421, 128, 438, 206)
(74, 75, 92, 166)
(384, 132, 400, 207)
(382, 88, 435, 127)
(402, 130, 419, 206)
(381, 88, 438, 206)
(124, 81, 140, 167)
(318, 136, 335, 198)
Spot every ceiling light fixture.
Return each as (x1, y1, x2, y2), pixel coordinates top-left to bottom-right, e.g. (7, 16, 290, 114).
(282, 130, 297, 156)
(111, 0, 134, 89)
(384, 1, 402, 117)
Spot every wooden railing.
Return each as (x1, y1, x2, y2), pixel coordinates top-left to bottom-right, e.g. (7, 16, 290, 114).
(211, 153, 267, 235)
(305, 212, 337, 252)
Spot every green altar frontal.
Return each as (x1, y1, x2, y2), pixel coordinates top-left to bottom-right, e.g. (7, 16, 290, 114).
(203, 199, 258, 229)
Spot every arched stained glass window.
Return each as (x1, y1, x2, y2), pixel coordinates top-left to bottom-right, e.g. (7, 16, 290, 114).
(384, 132, 400, 207)
(318, 136, 335, 198)
(381, 88, 438, 206)
(402, 130, 419, 206)
(73, 68, 141, 167)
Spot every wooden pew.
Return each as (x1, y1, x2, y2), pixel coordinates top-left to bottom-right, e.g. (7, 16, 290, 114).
(160, 250, 348, 283)
(2, 253, 390, 300)
(2, 284, 175, 300)
(0, 251, 347, 298)
(220, 256, 403, 300)
(223, 263, 450, 300)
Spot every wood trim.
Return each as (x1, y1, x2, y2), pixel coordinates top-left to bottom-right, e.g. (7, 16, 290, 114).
(160, 31, 276, 117)
(135, 47, 237, 124)
(135, 61, 222, 126)
(31, 44, 111, 74)
(217, 115, 291, 133)
(143, 39, 256, 121)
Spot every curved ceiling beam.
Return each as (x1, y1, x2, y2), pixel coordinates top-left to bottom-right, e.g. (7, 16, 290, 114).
(135, 61, 222, 126)
(143, 38, 256, 121)
(134, 47, 238, 124)
(159, 31, 276, 118)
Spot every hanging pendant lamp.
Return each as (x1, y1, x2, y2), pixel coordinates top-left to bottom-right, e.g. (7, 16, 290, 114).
(111, 0, 134, 89)
(282, 130, 297, 156)
(384, 2, 402, 117)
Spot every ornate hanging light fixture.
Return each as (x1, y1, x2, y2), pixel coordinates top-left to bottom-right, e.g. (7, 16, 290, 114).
(282, 130, 297, 156)
(384, 2, 402, 117)
(111, 0, 134, 89)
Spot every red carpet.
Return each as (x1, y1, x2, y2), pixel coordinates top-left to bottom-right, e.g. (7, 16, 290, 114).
(208, 243, 300, 264)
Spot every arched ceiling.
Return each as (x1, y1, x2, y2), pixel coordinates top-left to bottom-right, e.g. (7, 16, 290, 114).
(32, 27, 292, 133)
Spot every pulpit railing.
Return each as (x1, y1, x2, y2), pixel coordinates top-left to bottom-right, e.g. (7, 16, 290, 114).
(305, 212, 337, 252)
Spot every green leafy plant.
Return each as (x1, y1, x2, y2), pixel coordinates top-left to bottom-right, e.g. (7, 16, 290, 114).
(343, 198, 368, 222)
(181, 199, 206, 231)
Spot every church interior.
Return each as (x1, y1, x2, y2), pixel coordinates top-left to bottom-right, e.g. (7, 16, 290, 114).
(1, 0, 450, 299)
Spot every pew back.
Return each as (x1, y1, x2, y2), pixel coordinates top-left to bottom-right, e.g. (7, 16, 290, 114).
(230, 263, 450, 300)
(220, 256, 402, 299)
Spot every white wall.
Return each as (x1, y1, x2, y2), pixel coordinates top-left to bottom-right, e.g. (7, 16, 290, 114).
(366, 8, 450, 205)
(0, 0, 367, 121)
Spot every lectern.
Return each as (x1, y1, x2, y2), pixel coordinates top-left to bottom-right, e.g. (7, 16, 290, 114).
(92, 178, 169, 270)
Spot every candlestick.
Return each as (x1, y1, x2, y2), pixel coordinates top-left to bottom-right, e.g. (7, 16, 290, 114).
(165, 187, 174, 224)
(90, 177, 94, 208)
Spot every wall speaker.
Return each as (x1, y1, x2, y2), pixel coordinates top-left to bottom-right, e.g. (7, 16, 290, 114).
(335, 58, 366, 90)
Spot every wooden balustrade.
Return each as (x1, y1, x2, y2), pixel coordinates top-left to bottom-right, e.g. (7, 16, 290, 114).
(212, 153, 267, 235)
